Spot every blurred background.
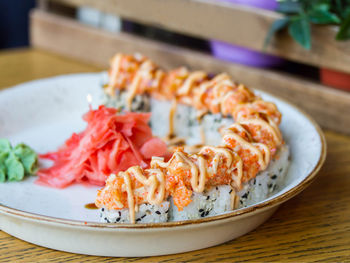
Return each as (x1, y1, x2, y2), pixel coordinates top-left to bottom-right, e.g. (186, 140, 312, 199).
(1, 0, 349, 133)
(0, 0, 35, 48)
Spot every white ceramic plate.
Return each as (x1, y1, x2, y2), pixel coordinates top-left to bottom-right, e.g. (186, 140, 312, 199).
(0, 73, 326, 257)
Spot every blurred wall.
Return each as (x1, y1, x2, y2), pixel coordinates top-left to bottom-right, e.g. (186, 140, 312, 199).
(0, 0, 36, 49)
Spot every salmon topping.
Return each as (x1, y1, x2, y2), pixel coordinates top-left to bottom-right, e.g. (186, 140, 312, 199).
(95, 54, 285, 223)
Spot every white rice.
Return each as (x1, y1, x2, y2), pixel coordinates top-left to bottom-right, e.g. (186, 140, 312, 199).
(169, 185, 233, 221)
(100, 201, 170, 223)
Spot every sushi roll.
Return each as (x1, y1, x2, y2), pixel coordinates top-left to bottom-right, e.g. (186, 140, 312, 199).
(170, 144, 289, 221)
(96, 168, 170, 224)
(237, 144, 289, 207)
(95, 53, 290, 223)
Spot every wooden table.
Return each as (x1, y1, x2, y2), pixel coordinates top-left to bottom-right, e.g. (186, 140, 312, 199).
(0, 49, 349, 262)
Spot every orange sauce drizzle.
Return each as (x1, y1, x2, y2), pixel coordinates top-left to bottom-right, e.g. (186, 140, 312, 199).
(97, 54, 285, 223)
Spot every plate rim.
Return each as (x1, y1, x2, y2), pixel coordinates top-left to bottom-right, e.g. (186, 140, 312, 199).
(0, 73, 327, 229)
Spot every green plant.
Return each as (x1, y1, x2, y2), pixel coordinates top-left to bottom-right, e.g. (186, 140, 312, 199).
(265, 0, 350, 49)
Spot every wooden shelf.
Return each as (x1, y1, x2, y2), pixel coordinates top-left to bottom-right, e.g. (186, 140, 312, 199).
(30, 9, 350, 134)
(48, 0, 350, 74)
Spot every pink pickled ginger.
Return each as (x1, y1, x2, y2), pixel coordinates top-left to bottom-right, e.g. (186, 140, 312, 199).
(37, 105, 168, 188)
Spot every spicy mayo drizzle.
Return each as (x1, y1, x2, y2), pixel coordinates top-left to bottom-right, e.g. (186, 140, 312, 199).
(125, 167, 166, 223)
(96, 53, 285, 223)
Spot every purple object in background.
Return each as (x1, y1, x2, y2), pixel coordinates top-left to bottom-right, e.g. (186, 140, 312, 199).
(211, 41, 283, 67)
(210, 0, 284, 67)
(218, 0, 278, 10)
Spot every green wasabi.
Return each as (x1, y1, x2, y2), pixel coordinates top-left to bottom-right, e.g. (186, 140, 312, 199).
(0, 139, 38, 182)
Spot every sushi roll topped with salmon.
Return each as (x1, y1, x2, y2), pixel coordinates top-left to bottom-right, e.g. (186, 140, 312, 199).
(95, 53, 290, 224)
